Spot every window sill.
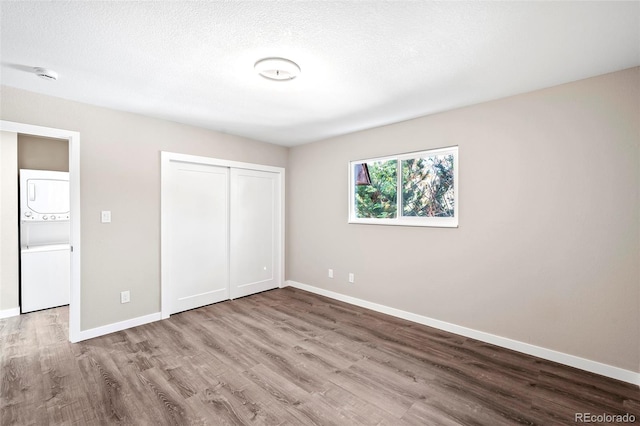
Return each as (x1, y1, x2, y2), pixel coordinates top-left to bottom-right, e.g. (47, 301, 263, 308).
(348, 218, 458, 228)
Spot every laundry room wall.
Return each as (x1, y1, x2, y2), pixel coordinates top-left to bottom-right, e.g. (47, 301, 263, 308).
(18, 135, 69, 172)
(0, 131, 19, 315)
(0, 85, 288, 331)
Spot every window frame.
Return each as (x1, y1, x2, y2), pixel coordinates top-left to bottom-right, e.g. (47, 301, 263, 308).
(348, 146, 459, 228)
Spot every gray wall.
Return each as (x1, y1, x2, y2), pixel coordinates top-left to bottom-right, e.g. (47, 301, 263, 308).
(0, 86, 288, 330)
(287, 67, 639, 372)
(18, 134, 69, 172)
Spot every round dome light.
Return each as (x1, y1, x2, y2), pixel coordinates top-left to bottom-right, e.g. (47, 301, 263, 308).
(254, 58, 300, 81)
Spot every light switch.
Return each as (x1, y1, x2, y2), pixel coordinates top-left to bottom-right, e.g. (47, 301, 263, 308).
(101, 210, 111, 223)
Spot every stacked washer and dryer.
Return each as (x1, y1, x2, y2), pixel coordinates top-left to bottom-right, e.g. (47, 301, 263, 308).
(19, 169, 70, 313)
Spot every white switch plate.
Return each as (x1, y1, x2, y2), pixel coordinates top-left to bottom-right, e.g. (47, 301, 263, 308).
(348, 273, 355, 283)
(328, 269, 334, 278)
(120, 290, 130, 304)
(101, 210, 111, 223)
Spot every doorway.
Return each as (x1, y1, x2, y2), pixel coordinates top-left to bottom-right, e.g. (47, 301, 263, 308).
(0, 120, 81, 342)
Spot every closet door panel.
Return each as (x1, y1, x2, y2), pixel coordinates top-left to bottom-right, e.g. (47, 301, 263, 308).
(167, 161, 229, 314)
(230, 168, 281, 299)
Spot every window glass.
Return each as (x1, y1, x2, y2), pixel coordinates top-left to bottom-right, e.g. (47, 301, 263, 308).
(354, 159, 398, 219)
(349, 146, 458, 227)
(402, 154, 455, 217)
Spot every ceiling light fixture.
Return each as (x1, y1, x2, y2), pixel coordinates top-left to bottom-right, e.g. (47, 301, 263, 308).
(34, 67, 58, 81)
(254, 58, 300, 81)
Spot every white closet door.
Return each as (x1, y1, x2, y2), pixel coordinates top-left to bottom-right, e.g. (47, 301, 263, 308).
(166, 161, 229, 314)
(230, 168, 281, 299)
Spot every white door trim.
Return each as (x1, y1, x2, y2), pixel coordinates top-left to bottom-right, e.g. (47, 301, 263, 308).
(160, 151, 285, 319)
(0, 120, 82, 343)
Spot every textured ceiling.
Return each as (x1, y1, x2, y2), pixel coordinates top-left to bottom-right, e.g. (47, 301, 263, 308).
(1, 1, 639, 146)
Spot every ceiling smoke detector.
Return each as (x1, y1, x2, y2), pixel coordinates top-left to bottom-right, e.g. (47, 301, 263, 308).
(34, 67, 58, 81)
(254, 58, 300, 81)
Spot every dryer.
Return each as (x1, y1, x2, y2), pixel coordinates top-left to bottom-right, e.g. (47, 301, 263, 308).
(19, 169, 70, 313)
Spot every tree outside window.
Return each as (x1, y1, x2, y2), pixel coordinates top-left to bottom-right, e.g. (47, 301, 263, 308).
(350, 147, 458, 227)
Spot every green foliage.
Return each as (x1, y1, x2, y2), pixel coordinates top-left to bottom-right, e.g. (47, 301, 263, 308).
(402, 154, 454, 217)
(355, 159, 397, 218)
(355, 154, 454, 219)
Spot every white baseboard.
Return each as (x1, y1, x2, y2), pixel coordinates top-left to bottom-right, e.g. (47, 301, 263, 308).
(76, 312, 162, 342)
(0, 307, 21, 319)
(284, 280, 640, 386)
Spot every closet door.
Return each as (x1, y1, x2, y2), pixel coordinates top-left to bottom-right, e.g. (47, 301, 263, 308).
(166, 161, 229, 314)
(230, 168, 281, 299)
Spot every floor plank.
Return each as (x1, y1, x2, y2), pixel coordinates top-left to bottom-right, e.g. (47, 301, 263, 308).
(1, 287, 639, 425)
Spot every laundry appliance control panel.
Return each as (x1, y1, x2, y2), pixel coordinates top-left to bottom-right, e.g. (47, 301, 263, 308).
(22, 211, 70, 221)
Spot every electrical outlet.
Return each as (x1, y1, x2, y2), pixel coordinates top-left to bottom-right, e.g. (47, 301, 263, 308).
(120, 290, 130, 304)
(101, 210, 111, 223)
(349, 273, 355, 283)
(328, 269, 334, 278)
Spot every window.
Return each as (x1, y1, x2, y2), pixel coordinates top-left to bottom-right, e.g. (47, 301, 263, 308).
(349, 146, 458, 227)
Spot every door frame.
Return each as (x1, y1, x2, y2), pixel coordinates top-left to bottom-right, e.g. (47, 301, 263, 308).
(160, 151, 285, 319)
(0, 120, 82, 343)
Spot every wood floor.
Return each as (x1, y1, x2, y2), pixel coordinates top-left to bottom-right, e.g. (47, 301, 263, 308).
(1, 287, 639, 425)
